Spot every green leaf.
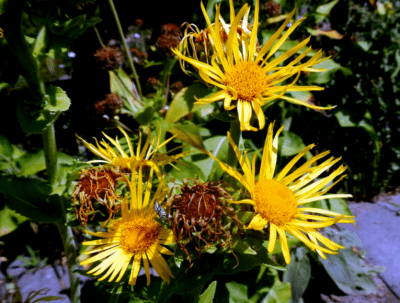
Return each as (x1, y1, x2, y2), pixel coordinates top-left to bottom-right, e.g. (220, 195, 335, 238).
(283, 247, 311, 303)
(168, 160, 206, 183)
(109, 68, 142, 114)
(0, 135, 14, 170)
(320, 229, 378, 295)
(205, 0, 224, 23)
(198, 281, 217, 303)
(44, 85, 71, 112)
(307, 59, 352, 84)
(158, 265, 214, 303)
(315, 0, 339, 23)
(32, 26, 48, 59)
(279, 131, 306, 157)
(328, 198, 353, 216)
(166, 82, 213, 124)
(0, 175, 62, 223)
(263, 281, 291, 303)
(211, 111, 237, 122)
(17, 98, 57, 134)
(32, 296, 63, 302)
(190, 135, 229, 180)
(0, 205, 28, 237)
(168, 121, 205, 150)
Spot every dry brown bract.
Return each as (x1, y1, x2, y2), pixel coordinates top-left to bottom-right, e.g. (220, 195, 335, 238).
(71, 167, 128, 226)
(167, 180, 241, 269)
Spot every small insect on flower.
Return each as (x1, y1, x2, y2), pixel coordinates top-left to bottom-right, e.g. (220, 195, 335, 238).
(71, 167, 127, 226)
(207, 122, 355, 264)
(80, 166, 175, 286)
(174, 0, 333, 131)
(167, 179, 242, 268)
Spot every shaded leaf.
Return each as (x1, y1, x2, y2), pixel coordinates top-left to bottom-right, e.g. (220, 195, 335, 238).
(0, 205, 28, 237)
(44, 85, 71, 112)
(279, 131, 306, 157)
(168, 121, 205, 150)
(198, 281, 217, 303)
(0, 175, 62, 223)
(283, 247, 311, 303)
(165, 82, 213, 124)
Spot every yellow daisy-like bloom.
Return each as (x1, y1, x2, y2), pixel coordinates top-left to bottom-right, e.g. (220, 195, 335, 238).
(207, 122, 355, 264)
(80, 166, 175, 285)
(78, 127, 191, 178)
(173, 0, 334, 131)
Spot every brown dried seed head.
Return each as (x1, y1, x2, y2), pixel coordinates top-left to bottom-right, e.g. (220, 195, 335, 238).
(95, 93, 124, 116)
(263, 1, 282, 17)
(168, 180, 241, 268)
(94, 46, 123, 70)
(71, 167, 127, 226)
(156, 23, 183, 57)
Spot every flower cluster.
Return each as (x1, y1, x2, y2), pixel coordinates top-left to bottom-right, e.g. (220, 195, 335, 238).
(75, 0, 355, 288)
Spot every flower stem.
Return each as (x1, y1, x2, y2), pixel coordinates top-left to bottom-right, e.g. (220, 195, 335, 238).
(225, 119, 241, 185)
(3, 1, 80, 301)
(94, 26, 105, 48)
(107, 0, 143, 100)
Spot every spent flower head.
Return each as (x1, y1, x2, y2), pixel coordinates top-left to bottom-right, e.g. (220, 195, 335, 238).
(167, 179, 241, 268)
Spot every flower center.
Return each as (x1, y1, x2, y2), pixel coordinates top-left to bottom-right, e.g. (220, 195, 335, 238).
(225, 62, 269, 102)
(254, 179, 298, 226)
(120, 217, 160, 253)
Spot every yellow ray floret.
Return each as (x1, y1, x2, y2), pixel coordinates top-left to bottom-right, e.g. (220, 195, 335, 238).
(206, 122, 354, 264)
(80, 166, 175, 285)
(77, 127, 191, 178)
(173, 0, 333, 131)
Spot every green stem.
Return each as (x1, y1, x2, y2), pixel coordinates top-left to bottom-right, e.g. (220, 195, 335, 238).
(225, 120, 241, 185)
(162, 57, 172, 101)
(3, 1, 80, 301)
(107, 0, 143, 100)
(226, 119, 241, 168)
(94, 26, 105, 48)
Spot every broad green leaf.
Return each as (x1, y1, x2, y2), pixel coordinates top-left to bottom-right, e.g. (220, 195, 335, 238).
(198, 281, 217, 303)
(109, 68, 141, 114)
(158, 265, 214, 303)
(315, 0, 339, 23)
(320, 247, 377, 294)
(328, 198, 353, 216)
(17, 98, 57, 134)
(191, 135, 229, 180)
(0, 135, 14, 170)
(17, 150, 74, 177)
(279, 131, 306, 157)
(168, 121, 205, 150)
(0, 175, 62, 223)
(44, 85, 71, 112)
(0, 205, 28, 237)
(263, 281, 291, 303)
(307, 59, 352, 84)
(232, 236, 257, 255)
(168, 160, 206, 183)
(225, 282, 249, 303)
(283, 247, 311, 303)
(166, 83, 213, 124)
(32, 26, 48, 59)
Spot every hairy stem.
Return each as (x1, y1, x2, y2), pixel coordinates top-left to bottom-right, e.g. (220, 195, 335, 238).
(107, 0, 143, 100)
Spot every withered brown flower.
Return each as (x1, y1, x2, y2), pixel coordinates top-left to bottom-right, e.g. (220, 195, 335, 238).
(94, 46, 123, 70)
(167, 180, 241, 269)
(71, 167, 128, 226)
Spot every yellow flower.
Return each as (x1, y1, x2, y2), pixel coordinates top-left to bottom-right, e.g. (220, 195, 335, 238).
(207, 122, 355, 264)
(78, 127, 191, 178)
(80, 166, 175, 285)
(173, 0, 333, 131)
